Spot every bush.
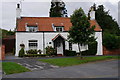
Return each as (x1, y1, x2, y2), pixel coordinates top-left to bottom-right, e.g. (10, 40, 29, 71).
(19, 48, 25, 57)
(64, 50, 76, 56)
(24, 54, 47, 57)
(103, 33, 120, 50)
(81, 41, 97, 56)
(26, 49, 38, 54)
(45, 46, 56, 56)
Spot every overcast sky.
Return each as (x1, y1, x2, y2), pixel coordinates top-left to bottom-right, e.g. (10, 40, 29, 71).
(1, 0, 119, 30)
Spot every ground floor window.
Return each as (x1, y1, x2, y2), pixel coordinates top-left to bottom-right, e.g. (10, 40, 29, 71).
(69, 42, 72, 50)
(28, 40, 38, 49)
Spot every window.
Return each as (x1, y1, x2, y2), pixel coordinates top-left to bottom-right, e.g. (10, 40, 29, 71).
(29, 40, 38, 49)
(27, 26, 38, 32)
(69, 42, 72, 50)
(55, 27, 64, 32)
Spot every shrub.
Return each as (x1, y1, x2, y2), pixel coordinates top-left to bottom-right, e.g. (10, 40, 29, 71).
(45, 46, 56, 56)
(81, 41, 97, 56)
(64, 50, 76, 56)
(26, 49, 38, 54)
(19, 48, 25, 57)
(24, 54, 47, 57)
(103, 33, 120, 50)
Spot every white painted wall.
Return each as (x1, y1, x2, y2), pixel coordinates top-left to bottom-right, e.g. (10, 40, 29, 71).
(95, 32, 103, 55)
(15, 32, 43, 56)
(15, 31, 102, 56)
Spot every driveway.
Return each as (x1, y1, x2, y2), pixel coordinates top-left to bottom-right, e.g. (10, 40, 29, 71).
(3, 59, 119, 78)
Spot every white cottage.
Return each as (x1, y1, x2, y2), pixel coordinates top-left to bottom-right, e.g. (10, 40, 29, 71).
(15, 3, 103, 56)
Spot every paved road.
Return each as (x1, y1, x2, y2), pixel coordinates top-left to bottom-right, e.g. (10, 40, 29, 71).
(3, 59, 119, 78)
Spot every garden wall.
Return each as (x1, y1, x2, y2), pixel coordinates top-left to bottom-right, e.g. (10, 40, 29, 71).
(103, 46, 120, 55)
(2, 38, 15, 53)
(0, 45, 5, 60)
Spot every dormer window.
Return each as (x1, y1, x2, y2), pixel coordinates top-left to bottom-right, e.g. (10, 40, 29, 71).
(28, 26, 37, 32)
(26, 25, 38, 32)
(55, 26, 64, 32)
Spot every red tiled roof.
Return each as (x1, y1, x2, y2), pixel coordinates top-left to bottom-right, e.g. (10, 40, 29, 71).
(17, 17, 102, 31)
(89, 20, 102, 31)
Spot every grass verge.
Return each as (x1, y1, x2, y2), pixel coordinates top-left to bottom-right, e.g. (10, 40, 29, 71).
(2, 62, 30, 75)
(39, 56, 120, 67)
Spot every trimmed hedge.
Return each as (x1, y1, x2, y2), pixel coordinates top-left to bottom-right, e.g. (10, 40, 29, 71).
(24, 54, 47, 57)
(103, 33, 120, 50)
(19, 48, 25, 57)
(26, 49, 38, 54)
(81, 41, 97, 56)
(64, 50, 76, 56)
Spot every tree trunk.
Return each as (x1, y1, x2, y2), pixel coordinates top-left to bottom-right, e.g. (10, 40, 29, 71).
(78, 43, 82, 59)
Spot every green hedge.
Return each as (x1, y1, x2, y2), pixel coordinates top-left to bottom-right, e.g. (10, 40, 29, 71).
(19, 48, 25, 57)
(81, 41, 97, 56)
(103, 33, 120, 50)
(26, 49, 38, 54)
(64, 50, 76, 56)
(24, 54, 47, 57)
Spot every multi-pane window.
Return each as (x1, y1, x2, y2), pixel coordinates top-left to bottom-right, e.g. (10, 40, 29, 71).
(27, 26, 38, 32)
(55, 27, 64, 32)
(29, 40, 38, 49)
(69, 42, 72, 50)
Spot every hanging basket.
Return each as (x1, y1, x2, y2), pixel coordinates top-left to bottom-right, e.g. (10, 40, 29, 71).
(20, 43, 25, 48)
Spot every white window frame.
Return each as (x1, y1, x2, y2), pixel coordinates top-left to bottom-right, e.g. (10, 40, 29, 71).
(55, 26, 64, 32)
(26, 24, 38, 32)
(28, 40, 38, 50)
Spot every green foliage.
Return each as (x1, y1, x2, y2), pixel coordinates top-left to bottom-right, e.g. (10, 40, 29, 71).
(81, 41, 97, 56)
(24, 54, 47, 57)
(2, 62, 30, 74)
(64, 50, 76, 56)
(26, 49, 38, 54)
(103, 33, 120, 50)
(0, 28, 15, 39)
(88, 41, 97, 55)
(18, 48, 25, 57)
(68, 8, 95, 44)
(68, 8, 95, 56)
(49, 1, 67, 17)
(45, 46, 56, 56)
(95, 5, 120, 35)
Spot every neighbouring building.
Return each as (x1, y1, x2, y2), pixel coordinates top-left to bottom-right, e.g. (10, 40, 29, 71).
(15, 3, 103, 56)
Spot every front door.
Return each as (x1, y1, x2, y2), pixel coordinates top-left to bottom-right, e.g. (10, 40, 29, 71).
(53, 36, 65, 55)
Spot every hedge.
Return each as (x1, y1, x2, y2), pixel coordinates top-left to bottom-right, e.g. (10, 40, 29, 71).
(64, 50, 76, 56)
(24, 54, 47, 57)
(19, 48, 25, 57)
(81, 41, 97, 56)
(103, 33, 120, 50)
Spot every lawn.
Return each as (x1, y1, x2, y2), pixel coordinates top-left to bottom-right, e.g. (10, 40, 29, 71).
(39, 56, 120, 67)
(2, 62, 30, 75)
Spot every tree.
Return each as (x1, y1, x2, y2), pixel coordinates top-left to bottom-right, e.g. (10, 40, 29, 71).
(49, 0, 68, 17)
(95, 5, 120, 35)
(0, 28, 15, 39)
(68, 8, 95, 58)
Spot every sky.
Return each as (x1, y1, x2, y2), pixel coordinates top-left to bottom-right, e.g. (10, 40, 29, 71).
(0, 0, 119, 30)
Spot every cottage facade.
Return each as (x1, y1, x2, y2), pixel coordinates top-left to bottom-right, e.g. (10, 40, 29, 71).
(15, 3, 103, 56)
